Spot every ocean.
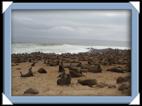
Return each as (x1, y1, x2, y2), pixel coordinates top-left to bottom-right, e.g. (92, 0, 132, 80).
(12, 42, 130, 54)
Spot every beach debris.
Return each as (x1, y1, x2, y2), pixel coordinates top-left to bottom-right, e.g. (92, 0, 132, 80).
(24, 88, 39, 95)
(78, 79, 97, 87)
(37, 68, 47, 73)
(20, 67, 33, 77)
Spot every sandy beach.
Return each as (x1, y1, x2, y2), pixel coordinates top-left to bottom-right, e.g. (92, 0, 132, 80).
(12, 49, 131, 96)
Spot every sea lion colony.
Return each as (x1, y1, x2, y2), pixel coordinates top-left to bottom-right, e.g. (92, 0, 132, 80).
(12, 48, 131, 95)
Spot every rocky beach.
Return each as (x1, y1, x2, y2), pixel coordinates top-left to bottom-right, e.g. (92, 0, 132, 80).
(12, 48, 131, 96)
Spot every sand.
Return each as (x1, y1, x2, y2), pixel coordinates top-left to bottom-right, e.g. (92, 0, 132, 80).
(12, 60, 130, 96)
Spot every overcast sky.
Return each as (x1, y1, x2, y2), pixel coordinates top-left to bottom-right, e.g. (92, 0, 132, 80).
(12, 10, 130, 43)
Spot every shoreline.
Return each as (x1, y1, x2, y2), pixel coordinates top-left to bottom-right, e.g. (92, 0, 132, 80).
(12, 43, 130, 54)
(12, 48, 131, 55)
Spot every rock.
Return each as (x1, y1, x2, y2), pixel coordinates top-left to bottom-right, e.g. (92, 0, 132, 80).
(24, 88, 39, 94)
(107, 66, 128, 73)
(78, 79, 97, 87)
(38, 68, 47, 73)
(88, 64, 102, 73)
(116, 76, 130, 84)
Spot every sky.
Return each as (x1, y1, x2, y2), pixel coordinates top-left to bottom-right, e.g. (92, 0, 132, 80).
(12, 10, 131, 44)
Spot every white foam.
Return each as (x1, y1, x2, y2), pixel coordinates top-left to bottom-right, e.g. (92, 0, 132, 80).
(12, 43, 130, 54)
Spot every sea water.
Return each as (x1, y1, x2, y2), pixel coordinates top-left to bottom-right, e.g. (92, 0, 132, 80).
(12, 42, 130, 54)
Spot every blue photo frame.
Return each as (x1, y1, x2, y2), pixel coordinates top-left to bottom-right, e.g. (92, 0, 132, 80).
(3, 2, 139, 104)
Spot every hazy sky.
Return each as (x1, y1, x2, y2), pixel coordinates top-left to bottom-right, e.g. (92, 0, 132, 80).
(12, 10, 131, 43)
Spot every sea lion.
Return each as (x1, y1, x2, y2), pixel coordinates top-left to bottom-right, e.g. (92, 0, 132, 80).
(20, 67, 33, 77)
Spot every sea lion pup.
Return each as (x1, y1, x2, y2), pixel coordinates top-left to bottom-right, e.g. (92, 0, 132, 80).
(20, 67, 33, 77)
